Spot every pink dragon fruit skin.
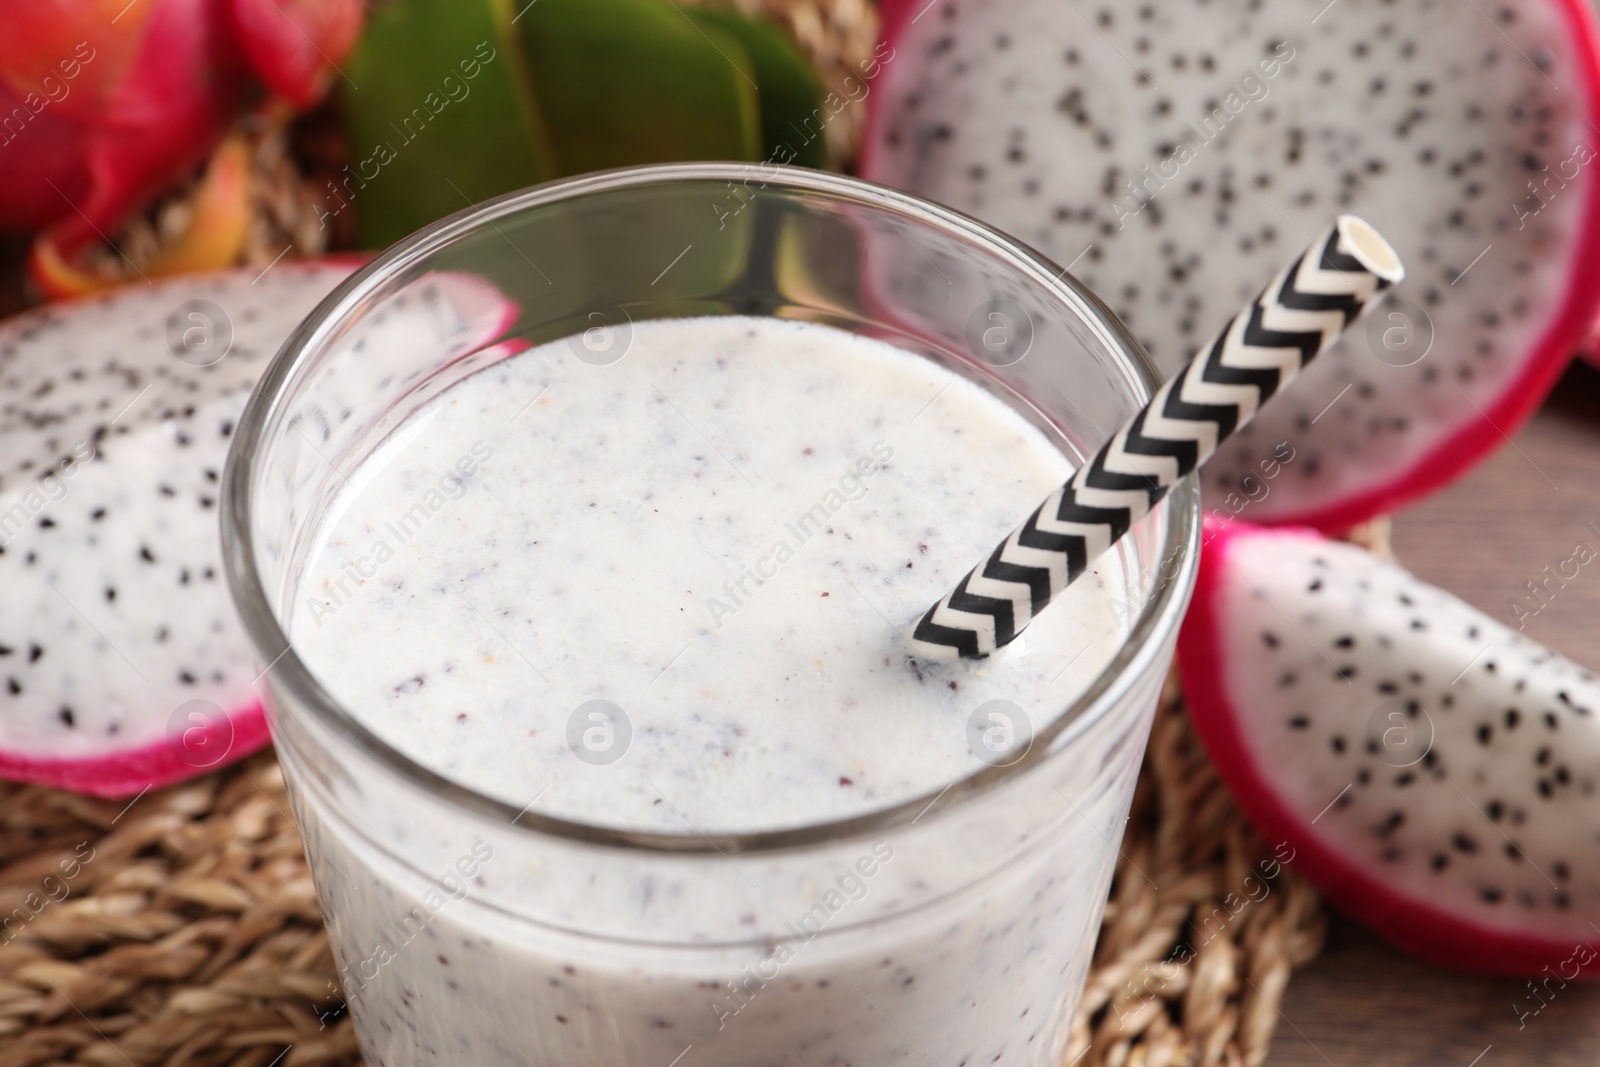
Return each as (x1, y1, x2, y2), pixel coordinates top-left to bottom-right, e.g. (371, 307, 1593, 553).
(0, 0, 361, 257)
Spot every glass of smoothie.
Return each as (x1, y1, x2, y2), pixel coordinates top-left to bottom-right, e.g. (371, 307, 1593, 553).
(222, 163, 1199, 1067)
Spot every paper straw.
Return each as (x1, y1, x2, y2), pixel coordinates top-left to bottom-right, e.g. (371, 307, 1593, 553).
(910, 215, 1405, 661)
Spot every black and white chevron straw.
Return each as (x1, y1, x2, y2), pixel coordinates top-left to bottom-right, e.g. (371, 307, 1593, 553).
(909, 215, 1405, 661)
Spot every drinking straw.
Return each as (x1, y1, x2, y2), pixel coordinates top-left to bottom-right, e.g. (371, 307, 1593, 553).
(910, 215, 1404, 661)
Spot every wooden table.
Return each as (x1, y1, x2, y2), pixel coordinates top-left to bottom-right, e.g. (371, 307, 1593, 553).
(1269, 362, 1600, 1065)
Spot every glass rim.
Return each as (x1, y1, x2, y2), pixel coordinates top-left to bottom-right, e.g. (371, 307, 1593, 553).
(221, 162, 1201, 856)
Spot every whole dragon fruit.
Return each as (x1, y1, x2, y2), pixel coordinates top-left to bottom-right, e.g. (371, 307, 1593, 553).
(0, 0, 362, 289)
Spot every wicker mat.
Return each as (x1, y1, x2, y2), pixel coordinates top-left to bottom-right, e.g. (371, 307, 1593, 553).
(0, 673, 1324, 1067)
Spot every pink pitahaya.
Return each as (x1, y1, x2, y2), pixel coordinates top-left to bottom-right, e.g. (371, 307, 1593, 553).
(862, 0, 1600, 532)
(1179, 518, 1600, 977)
(0, 260, 533, 798)
(0, 0, 362, 291)
(0, 262, 352, 796)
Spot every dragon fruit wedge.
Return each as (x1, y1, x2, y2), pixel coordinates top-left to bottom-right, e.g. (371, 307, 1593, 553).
(1178, 518, 1600, 977)
(864, 0, 1600, 532)
(0, 262, 354, 798)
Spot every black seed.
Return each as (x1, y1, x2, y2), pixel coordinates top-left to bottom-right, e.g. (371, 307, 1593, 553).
(1376, 811, 1404, 837)
(1476, 724, 1493, 745)
(59, 707, 74, 727)
(1289, 715, 1310, 729)
(1331, 735, 1345, 754)
(1480, 887, 1503, 905)
(1262, 631, 1279, 649)
(1431, 853, 1449, 872)
(28, 644, 42, 663)
(1453, 833, 1478, 853)
(1486, 800, 1504, 820)
(1504, 708, 1520, 728)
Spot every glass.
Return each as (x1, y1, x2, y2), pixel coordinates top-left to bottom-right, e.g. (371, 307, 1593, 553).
(222, 163, 1200, 1066)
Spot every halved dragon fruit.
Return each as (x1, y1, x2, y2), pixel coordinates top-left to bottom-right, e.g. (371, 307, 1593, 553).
(1179, 519, 1600, 976)
(864, 0, 1600, 530)
(0, 262, 529, 798)
(0, 263, 353, 796)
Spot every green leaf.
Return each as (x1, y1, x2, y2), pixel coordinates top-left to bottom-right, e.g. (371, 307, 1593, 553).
(514, 0, 763, 175)
(686, 7, 827, 169)
(341, 0, 556, 249)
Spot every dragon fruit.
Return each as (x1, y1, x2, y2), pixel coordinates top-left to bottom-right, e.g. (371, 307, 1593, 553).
(863, 0, 1600, 531)
(0, 260, 532, 798)
(0, 0, 362, 285)
(1178, 518, 1600, 976)
(0, 262, 354, 797)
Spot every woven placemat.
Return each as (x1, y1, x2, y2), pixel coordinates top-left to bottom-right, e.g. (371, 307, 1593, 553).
(0, 663, 1336, 1067)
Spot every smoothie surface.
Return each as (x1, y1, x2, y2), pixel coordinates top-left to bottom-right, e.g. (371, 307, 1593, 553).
(291, 315, 1133, 832)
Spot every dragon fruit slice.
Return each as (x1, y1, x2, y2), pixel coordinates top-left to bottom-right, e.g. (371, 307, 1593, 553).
(864, 0, 1600, 531)
(1178, 519, 1600, 976)
(0, 263, 354, 797)
(0, 262, 526, 798)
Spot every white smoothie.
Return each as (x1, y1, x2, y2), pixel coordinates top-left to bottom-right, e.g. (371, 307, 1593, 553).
(292, 315, 1133, 832)
(285, 315, 1160, 1065)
